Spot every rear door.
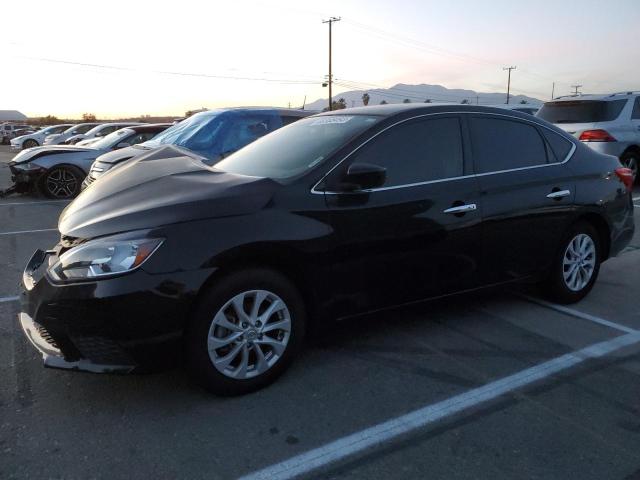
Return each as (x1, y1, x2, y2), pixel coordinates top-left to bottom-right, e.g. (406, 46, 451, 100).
(467, 114, 576, 283)
(325, 115, 483, 314)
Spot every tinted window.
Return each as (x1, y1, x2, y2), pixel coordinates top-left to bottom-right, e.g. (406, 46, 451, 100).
(632, 98, 640, 120)
(346, 117, 463, 187)
(537, 100, 627, 123)
(541, 129, 573, 162)
(217, 115, 381, 180)
(219, 115, 279, 155)
(52, 125, 69, 134)
(469, 117, 547, 173)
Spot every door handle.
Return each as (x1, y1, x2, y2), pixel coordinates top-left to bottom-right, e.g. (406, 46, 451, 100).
(443, 203, 477, 214)
(546, 189, 571, 199)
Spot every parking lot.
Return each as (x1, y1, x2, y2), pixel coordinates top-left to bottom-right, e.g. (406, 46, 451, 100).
(1, 143, 639, 479)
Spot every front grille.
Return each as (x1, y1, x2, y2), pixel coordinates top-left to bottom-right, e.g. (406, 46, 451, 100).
(72, 336, 134, 365)
(35, 323, 60, 349)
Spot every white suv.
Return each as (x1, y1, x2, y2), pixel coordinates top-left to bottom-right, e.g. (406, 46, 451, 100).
(537, 92, 640, 181)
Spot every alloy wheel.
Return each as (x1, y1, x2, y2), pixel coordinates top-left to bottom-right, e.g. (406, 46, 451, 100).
(562, 233, 596, 291)
(207, 290, 291, 379)
(45, 168, 78, 198)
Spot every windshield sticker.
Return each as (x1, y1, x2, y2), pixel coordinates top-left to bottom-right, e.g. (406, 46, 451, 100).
(308, 116, 354, 126)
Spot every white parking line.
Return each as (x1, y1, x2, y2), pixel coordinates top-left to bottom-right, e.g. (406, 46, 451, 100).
(519, 295, 638, 334)
(240, 332, 640, 480)
(633, 196, 640, 202)
(0, 200, 70, 207)
(0, 228, 57, 236)
(0, 295, 19, 303)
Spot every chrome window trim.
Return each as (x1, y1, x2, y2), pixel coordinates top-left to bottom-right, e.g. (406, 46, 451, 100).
(311, 111, 577, 195)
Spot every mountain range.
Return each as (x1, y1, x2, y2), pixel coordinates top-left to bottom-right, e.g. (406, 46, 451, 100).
(305, 83, 543, 111)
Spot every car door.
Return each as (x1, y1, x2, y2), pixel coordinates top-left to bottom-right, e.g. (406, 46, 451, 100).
(324, 115, 483, 315)
(466, 114, 577, 284)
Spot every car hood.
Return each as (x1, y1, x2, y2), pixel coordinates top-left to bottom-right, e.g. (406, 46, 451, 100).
(11, 145, 99, 164)
(95, 145, 150, 165)
(59, 145, 278, 239)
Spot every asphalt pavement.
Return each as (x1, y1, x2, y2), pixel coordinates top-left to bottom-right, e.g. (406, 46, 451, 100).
(1, 145, 639, 480)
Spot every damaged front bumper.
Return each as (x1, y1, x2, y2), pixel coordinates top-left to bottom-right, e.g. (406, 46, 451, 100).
(4, 163, 43, 195)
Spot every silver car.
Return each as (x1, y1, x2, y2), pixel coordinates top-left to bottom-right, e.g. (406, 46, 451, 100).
(537, 92, 640, 181)
(10, 124, 74, 150)
(7, 124, 170, 198)
(65, 122, 143, 145)
(43, 123, 101, 145)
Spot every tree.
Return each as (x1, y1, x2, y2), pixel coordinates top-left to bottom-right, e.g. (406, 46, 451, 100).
(519, 99, 528, 104)
(82, 113, 96, 122)
(361, 92, 370, 106)
(424, 98, 432, 103)
(460, 99, 470, 104)
(380, 100, 388, 105)
(322, 98, 347, 112)
(31, 115, 59, 126)
(402, 98, 411, 104)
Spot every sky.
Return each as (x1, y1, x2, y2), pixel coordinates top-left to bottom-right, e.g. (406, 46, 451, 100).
(2, 0, 638, 118)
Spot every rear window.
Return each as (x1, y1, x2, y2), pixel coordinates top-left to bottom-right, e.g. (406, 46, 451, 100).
(537, 100, 627, 124)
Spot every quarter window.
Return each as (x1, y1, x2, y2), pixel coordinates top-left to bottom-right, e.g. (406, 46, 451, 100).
(469, 117, 547, 173)
(541, 129, 573, 162)
(346, 117, 464, 187)
(632, 97, 640, 120)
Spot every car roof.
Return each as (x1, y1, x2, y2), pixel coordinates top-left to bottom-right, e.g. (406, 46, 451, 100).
(550, 92, 639, 102)
(195, 107, 313, 118)
(126, 124, 172, 133)
(316, 103, 542, 119)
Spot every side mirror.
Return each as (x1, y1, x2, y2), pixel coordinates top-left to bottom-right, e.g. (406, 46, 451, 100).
(115, 142, 131, 149)
(340, 162, 386, 192)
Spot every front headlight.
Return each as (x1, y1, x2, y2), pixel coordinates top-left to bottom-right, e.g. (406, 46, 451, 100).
(48, 237, 164, 281)
(13, 162, 43, 171)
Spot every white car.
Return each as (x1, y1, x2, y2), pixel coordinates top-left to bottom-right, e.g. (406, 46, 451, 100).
(43, 123, 101, 145)
(64, 122, 143, 145)
(10, 124, 73, 150)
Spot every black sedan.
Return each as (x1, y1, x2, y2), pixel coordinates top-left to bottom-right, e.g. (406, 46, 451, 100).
(19, 105, 635, 395)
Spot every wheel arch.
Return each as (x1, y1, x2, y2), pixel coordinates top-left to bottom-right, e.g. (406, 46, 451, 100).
(621, 144, 640, 158)
(574, 212, 611, 260)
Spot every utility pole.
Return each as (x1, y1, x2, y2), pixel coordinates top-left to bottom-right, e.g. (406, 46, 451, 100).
(571, 84, 582, 96)
(551, 82, 555, 100)
(503, 66, 516, 104)
(322, 16, 341, 111)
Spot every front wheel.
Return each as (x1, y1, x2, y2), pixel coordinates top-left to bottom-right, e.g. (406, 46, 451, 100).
(544, 222, 601, 304)
(23, 139, 39, 149)
(39, 165, 84, 199)
(185, 269, 306, 396)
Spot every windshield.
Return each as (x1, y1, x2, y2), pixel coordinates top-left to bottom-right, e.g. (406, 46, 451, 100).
(216, 115, 381, 180)
(89, 128, 133, 150)
(142, 111, 224, 149)
(537, 100, 627, 123)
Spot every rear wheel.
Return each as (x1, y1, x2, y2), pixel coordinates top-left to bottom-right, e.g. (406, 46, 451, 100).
(621, 151, 639, 184)
(544, 222, 601, 304)
(23, 139, 39, 149)
(185, 268, 306, 396)
(39, 165, 84, 199)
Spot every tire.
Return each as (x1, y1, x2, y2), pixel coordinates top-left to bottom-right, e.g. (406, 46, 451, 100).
(185, 268, 306, 396)
(39, 165, 84, 199)
(23, 139, 39, 149)
(544, 221, 601, 304)
(621, 152, 639, 184)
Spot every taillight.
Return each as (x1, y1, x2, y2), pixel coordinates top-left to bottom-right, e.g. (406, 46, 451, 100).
(614, 167, 634, 191)
(579, 129, 616, 142)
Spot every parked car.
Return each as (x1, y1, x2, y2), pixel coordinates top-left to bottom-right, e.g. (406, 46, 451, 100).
(65, 122, 143, 145)
(18, 104, 634, 395)
(1, 123, 31, 144)
(43, 123, 101, 145)
(10, 124, 74, 150)
(8, 124, 171, 198)
(537, 92, 640, 182)
(82, 107, 311, 188)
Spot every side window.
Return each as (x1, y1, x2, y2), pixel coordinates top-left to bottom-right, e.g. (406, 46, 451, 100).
(632, 97, 640, 120)
(541, 128, 573, 163)
(347, 117, 464, 187)
(469, 117, 548, 173)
